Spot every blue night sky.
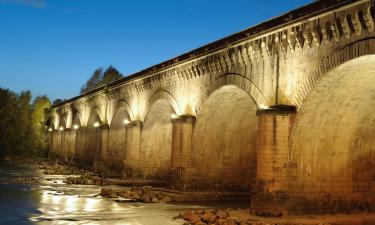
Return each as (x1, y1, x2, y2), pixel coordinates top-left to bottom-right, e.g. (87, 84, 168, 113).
(0, 0, 312, 101)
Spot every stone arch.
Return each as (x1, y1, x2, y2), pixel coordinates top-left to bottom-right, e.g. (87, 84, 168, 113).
(84, 107, 103, 164)
(72, 111, 82, 127)
(290, 55, 375, 204)
(140, 98, 176, 179)
(292, 37, 375, 108)
(89, 107, 104, 125)
(46, 113, 56, 130)
(209, 73, 268, 108)
(72, 111, 85, 161)
(106, 100, 132, 176)
(144, 89, 181, 119)
(59, 114, 68, 129)
(112, 100, 134, 122)
(191, 84, 258, 191)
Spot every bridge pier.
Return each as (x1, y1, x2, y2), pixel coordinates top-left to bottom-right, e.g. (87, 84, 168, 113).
(123, 120, 142, 178)
(93, 124, 109, 173)
(252, 105, 296, 214)
(170, 115, 195, 189)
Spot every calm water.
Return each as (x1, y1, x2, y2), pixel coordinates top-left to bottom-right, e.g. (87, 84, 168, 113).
(0, 162, 247, 225)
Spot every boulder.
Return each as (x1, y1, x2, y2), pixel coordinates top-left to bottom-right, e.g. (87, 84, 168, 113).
(152, 197, 159, 203)
(201, 211, 217, 223)
(101, 188, 111, 197)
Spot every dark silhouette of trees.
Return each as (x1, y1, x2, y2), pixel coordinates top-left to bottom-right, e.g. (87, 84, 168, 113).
(0, 88, 51, 158)
(80, 66, 123, 94)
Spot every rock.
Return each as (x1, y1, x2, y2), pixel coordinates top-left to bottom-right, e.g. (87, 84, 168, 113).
(183, 210, 195, 221)
(109, 193, 118, 198)
(119, 190, 130, 198)
(142, 186, 152, 192)
(131, 192, 141, 201)
(216, 210, 229, 219)
(215, 219, 226, 225)
(142, 195, 151, 203)
(152, 197, 159, 203)
(160, 195, 172, 203)
(201, 211, 217, 223)
(221, 217, 237, 225)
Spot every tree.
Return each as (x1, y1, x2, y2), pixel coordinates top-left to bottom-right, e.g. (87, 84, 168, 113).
(14, 91, 32, 154)
(102, 66, 122, 84)
(80, 66, 123, 94)
(30, 96, 51, 154)
(52, 99, 63, 106)
(0, 88, 51, 158)
(0, 89, 18, 157)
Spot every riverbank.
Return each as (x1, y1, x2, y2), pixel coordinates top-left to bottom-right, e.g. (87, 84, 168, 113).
(174, 209, 375, 225)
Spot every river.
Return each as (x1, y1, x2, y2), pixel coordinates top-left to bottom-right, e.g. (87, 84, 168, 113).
(0, 162, 247, 225)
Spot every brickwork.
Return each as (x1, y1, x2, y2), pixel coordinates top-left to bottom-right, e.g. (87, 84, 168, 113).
(256, 105, 296, 192)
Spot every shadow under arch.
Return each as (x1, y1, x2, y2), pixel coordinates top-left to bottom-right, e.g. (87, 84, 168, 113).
(72, 110, 83, 127)
(110, 100, 134, 126)
(88, 107, 103, 126)
(46, 112, 57, 130)
(59, 114, 68, 129)
(209, 72, 268, 108)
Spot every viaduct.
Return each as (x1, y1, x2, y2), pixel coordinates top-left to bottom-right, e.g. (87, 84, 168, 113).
(49, 0, 375, 212)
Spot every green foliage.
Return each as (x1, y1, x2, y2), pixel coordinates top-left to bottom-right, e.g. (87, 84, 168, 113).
(30, 96, 51, 154)
(80, 66, 123, 94)
(0, 88, 51, 158)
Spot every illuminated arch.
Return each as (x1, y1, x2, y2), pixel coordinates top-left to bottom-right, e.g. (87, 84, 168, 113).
(110, 100, 134, 125)
(88, 107, 103, 126)
(143, 89, 181, 120)
(292, 37, 375, 108)
(290, 55, 375, 199)
(72, 111, 82, 127)
(209, 73, 268, 108)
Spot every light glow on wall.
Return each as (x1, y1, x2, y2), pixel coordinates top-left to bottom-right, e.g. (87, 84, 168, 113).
(73, 124, 79, 130)
(123, 119, 130, 124)
(93, 122, 100, 128)
(259, 104, 269, 109)
(171, 113, 178, 119)
(59, 127, 64, 131)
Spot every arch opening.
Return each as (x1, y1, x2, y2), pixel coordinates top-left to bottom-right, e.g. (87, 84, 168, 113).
(140, 99, 175, 179)
(72, 113, 84, 162)
(106, 106, 130, 176)
(192, 85, 258, 191)
(290, 55, 375, 202)
(85, 109, 102, 164)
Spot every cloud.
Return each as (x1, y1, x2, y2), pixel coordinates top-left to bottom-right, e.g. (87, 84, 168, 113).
(0, 0, 47, 8)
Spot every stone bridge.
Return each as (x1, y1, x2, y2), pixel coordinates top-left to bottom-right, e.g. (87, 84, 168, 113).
(48, 0, 375, 211)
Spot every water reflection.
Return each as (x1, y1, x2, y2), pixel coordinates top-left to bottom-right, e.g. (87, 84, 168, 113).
(0, 162, 247, 225)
